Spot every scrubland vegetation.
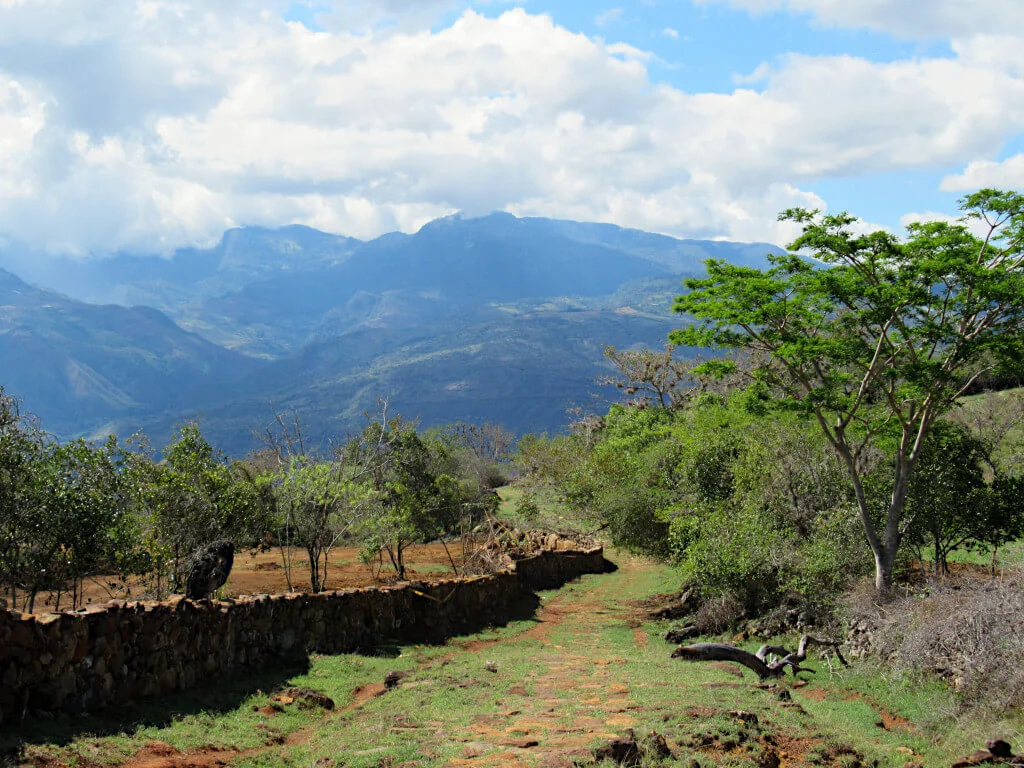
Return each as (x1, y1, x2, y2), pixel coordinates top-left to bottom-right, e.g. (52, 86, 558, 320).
(512, 189, 1024, 729)
(0, 390, 511, 612)
(4, 189, 1024, 764)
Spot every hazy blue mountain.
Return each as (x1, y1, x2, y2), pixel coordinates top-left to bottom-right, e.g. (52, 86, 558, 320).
(0, 267, 261, 437)
(0, 213, 782, 453)
(519, 215, 778, 272)
(130, 307, 687, 455)
(170, 212, 779, 357)
(0, 225, 362, 311)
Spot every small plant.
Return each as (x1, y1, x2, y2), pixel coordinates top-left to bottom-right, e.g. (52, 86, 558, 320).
(514, 491, 541, 523)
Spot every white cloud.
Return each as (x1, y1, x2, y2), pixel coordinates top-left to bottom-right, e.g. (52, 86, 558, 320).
(607, 42, 653, 61)
(898, 210, 994, 240)
(733, 61, 771, 85)
(692, 0, 1024, 40)
(940, 154, 1024, 192)
(0, 74, 46, 199)
(662, 27, 680, 39)
(0, 1, 1023, 256)
(594, 7, 623, 28)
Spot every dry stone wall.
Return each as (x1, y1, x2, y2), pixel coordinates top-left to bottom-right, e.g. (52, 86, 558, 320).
(0, 546, 606, 725)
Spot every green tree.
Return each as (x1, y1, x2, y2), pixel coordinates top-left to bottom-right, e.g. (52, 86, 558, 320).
(149, 422, 274, 594)
(0, 392, 152, 611)
(904, 424, 990, 576)
(277, 457, 368, 592)
(355, 418, 462, 579)
(28, 438, 149, 611)
(673, 190, 1024, 595)
(0, 389, 43, 608)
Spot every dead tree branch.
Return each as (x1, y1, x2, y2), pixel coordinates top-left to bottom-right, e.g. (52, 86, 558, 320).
(671, 635, 848, 680)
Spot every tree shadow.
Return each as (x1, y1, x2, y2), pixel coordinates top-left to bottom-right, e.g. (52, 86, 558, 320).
(0, 654, 310, 758)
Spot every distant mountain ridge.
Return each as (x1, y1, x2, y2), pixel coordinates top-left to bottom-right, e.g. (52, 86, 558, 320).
(0, 267, 259, 437)
(0, 213, 783, 454)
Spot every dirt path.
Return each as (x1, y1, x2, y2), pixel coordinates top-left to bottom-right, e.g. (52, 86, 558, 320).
(444, 557, 650, 767)
(18, 552, 949, 768)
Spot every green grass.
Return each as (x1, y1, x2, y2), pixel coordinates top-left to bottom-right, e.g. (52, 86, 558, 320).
(939, 538, 1024, 570)
(9, 552, 1021, 768)
(494, 484, 592, 533)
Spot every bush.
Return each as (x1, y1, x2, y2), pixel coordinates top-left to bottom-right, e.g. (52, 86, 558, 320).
(600, 485, 671, 558)
(693, 592, 745, 635)
(865, 573, 1024, 715)
(513, 490, 541, 523)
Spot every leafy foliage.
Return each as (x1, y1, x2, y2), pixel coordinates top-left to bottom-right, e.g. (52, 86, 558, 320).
(0, 390, 154, 610)
(354, 418, 464, 579)
(672, 189, 1024, 593)
(146, 423, 275, 595)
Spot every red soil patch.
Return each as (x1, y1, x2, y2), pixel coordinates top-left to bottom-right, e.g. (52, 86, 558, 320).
(767, 733, 821, 768)
(799, 687, 828, 702)
(878, 708, 913, 731)
(458, 637, 503, 653)
(798, 688, 914, 731)
(123, 742, 246, 768)
(27, 543, 466, 611)
(344, 682, 388, 711)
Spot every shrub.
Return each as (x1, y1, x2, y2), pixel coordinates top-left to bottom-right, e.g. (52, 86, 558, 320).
(694, 592, 746, 635)
(513, 490, 541, 523)
(867, 573, 1024, 715)
(600, 485, 671, 558)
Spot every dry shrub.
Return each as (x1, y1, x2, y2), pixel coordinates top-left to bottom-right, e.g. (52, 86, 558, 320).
(694, 592, 745, 635)
(870, 571, 1024, 714)
(842, 577, 890, 624)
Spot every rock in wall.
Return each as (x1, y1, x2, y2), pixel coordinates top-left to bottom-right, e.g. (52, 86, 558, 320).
(0, 546, 606, 724)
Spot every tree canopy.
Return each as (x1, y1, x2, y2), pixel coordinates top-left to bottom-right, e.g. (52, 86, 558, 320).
(671, 189, 1024, 595)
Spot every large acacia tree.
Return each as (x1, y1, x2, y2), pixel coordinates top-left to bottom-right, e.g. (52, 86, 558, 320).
(672, 189, 1024, 595)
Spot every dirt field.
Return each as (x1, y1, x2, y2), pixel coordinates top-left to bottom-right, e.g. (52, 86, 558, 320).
(27, 543, 468, 613)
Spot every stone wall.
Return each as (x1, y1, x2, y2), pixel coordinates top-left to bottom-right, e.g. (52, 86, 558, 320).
(0, 546, 607, 725)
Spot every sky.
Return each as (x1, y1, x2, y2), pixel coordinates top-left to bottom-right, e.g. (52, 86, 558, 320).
(1, 0, 1023, 257)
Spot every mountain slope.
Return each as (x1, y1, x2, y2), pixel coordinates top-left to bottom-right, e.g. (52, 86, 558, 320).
(0, 225, 363, 312)
(172, 213, 779, 358)
(0, 268, 262, 436)
(0, 213, 782, 452)
(132, 307, 684, 454)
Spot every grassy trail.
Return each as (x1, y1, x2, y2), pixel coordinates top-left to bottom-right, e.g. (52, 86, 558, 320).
(8, 552, 995, 768)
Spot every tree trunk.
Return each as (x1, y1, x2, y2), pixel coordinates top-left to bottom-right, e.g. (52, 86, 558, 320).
(833, 436, 892, 596)
(874, 548, 895, 596)
(307, 544, 321, 593)
(396, 541, 406, 580)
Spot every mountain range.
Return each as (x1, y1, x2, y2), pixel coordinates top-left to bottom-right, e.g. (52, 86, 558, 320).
(0, 213, 781, 455)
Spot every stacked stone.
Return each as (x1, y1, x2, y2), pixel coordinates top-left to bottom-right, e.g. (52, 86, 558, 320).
(0, 545, 605, 725)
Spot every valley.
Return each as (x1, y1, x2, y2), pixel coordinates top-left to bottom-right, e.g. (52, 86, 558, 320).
(0, 213, 779, 454)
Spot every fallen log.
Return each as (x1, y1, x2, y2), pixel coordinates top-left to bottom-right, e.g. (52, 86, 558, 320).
(671, 643, 779, 679)
(664, 625, 700, 644)
(671, 635, 847, 679)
